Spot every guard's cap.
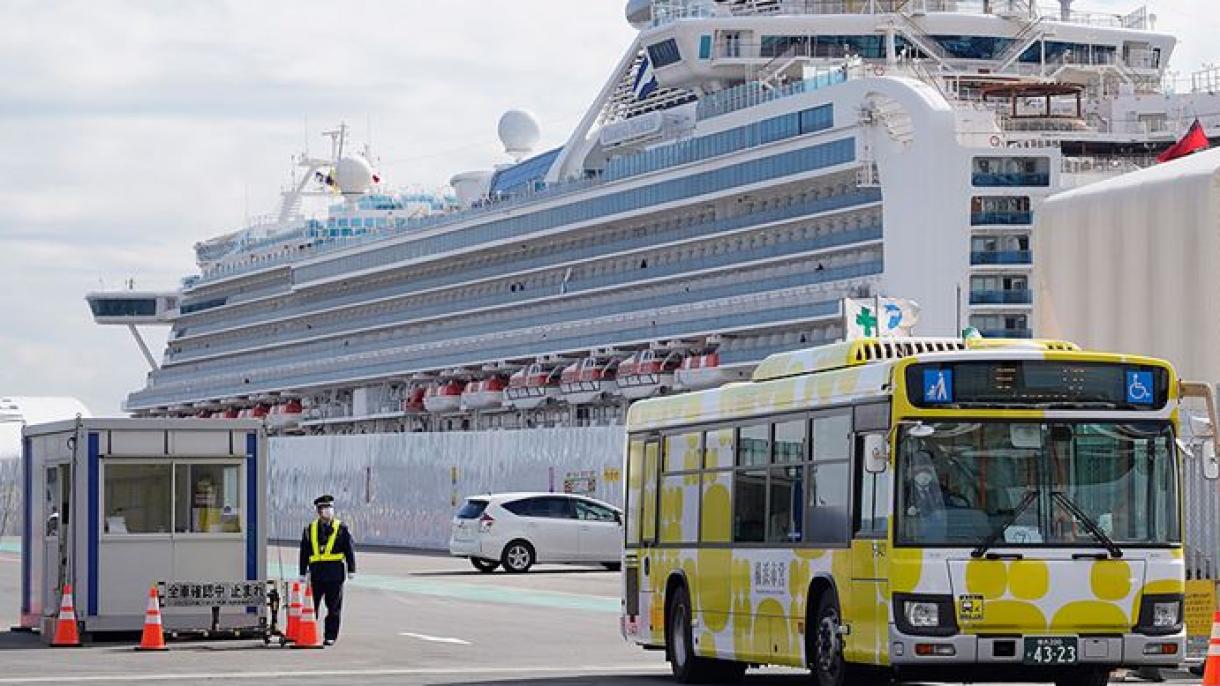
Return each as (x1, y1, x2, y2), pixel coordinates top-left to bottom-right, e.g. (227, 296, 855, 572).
(313, 494, 335, 508)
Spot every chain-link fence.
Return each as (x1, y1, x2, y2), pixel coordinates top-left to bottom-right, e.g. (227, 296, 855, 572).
(0, 459, 21, 541)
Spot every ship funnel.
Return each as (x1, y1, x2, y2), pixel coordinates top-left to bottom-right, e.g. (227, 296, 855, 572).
(1058, 0, 1072, 21)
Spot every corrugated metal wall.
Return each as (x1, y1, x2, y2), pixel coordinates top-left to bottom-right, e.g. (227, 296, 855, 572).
(267, 427, 626, 550)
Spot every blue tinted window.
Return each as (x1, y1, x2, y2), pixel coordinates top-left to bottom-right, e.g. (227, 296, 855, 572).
(932, 35, 1013, 60)
(699, 35, 712, 60)
(647, 39, 681, 68)
(489, 147, 562, 197)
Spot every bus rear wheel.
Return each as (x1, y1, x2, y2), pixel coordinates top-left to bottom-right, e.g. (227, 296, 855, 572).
(666, 586, 744, 683)
(809, 592, 848, 686)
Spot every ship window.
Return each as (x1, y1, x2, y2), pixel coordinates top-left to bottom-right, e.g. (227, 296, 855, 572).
(90, 298, 157, 318)
(932, 35, 1014, 60)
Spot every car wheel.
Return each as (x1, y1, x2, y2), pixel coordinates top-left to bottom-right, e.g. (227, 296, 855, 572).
(602, 562, 622, 572)
(809, 591, 848, 686)
(470, 558, 499, 573)
(501, 540, 534, 574)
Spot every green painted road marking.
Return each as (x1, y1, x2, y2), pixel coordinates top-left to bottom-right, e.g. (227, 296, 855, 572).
(0, 542, 616, 614)
(267, 562, 618, 614)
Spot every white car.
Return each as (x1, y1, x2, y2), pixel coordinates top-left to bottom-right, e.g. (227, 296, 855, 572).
(448, 492, 623, 573)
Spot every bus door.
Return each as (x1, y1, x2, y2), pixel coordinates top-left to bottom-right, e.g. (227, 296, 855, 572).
(848, 404, 892, 664)
(625, 435, 662, 642)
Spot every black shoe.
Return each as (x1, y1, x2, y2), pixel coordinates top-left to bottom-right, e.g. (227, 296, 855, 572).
(323, 639, 335, 646)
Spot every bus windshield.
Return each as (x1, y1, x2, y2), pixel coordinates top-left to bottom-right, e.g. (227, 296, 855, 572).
(896, 421, 1180, 548)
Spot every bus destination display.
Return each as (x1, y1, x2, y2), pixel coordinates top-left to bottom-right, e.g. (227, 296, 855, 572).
(906, 361, 1168, 409)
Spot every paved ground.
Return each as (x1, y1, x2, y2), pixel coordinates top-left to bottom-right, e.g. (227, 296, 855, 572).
(0, 546, 1200, 685)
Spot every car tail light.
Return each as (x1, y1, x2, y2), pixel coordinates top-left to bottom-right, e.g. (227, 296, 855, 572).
(479, 513, 495, 532)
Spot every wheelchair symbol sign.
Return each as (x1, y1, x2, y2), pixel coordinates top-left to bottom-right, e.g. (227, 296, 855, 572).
(1125, 371, 1153, 405)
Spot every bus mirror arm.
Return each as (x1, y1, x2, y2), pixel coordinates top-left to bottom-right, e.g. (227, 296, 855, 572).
(1180, 381, 1220, 480)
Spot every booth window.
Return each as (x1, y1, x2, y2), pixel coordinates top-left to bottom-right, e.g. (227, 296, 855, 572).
(104, 464, 172, 534)
(175, 464, 242, 534)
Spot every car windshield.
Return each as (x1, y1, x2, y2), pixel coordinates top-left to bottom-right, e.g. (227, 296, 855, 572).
(896, 421, 1180, 547)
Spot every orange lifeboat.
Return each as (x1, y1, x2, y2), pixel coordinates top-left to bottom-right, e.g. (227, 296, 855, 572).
(222, 407, 240, 419)
(505, 363, 561, 410)
(401, 385, 427, 414)
(617, 349, 681, 400)
(423, 380, 465, 413)
(267, 399, 303, 428)
(461, 376, 507, 411)
(559, 355, 618, 404)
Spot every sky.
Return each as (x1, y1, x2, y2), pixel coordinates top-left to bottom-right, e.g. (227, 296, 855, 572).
(0, 0, 1216, 417)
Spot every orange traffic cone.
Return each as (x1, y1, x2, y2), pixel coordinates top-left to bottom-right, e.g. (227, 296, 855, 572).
(284, 581, 301, 643)
(136, 585, 168, 651)
(290, 584, 322, 649)
(50, 584, 81, 647)
(1204, 610, 1220, 686)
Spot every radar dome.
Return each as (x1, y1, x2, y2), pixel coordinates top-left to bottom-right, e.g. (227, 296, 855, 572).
(498, 109, 541, 161)
(334, 155, 374, 195)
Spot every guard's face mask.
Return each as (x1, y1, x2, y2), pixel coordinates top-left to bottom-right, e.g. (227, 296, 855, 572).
(914, 470, 935, 487)
(318, 506, 335, 520)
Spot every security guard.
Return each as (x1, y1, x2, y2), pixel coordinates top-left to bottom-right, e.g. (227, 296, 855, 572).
(298, 494, 356, 645)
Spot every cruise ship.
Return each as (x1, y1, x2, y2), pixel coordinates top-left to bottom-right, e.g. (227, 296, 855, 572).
(89, 0, 1220, 435)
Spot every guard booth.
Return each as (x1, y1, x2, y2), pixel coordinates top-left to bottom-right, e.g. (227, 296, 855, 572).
(19, 419, 267, 639)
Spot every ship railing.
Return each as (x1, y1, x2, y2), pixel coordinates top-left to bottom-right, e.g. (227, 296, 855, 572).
(154, 254, 884, 379)
(168, 224, 885, 365)
(127, 281, 873, 407)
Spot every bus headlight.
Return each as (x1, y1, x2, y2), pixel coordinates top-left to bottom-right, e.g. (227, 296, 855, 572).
(905, 601, 940, 628)
(1137, 594, 1184, 635)
(894, 593, 958, 637)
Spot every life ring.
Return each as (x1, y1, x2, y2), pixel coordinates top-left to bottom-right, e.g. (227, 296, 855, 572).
(873, 65, 886, 77)
(989, 135, 1002, 147)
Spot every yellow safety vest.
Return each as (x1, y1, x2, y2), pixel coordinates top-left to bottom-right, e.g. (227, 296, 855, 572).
(309, 519, 345, 564)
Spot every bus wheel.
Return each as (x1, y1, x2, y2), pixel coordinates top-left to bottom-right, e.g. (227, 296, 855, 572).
(667, 585, 714, 683)
(810, 592, 847, 686)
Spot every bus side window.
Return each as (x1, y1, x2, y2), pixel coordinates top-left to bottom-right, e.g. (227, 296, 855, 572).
(641, 439, 660, 544)
(626, 438, 645, 545)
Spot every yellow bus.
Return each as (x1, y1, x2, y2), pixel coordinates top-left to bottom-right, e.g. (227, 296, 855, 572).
(620, 337, 1219, 686)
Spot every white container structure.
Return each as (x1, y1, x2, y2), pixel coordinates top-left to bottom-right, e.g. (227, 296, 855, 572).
(1035, 148, 1220, 663)
(19, 418, 267, 639)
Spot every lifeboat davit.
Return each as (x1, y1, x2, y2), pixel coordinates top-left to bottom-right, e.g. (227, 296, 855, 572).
(423, 380, 465, 413)
(401, 385, 427, 414)
(559, 355, 618, 404)
(505, 363, 561, 410)
(617, 349, 681, 400)
(461, 376, 507, 411)
(675, 351, 744, 390)
(267, 399, 303, 428)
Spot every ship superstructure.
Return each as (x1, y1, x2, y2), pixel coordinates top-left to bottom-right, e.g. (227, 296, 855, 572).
(94, 0, 1220, 434)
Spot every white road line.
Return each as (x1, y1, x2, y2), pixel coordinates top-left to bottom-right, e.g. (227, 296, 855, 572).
(0, 664, 668, 684)
(398, 631, 471, 645)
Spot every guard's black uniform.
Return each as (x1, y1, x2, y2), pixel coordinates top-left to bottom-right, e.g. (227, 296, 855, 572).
(298, 518, 356, 642)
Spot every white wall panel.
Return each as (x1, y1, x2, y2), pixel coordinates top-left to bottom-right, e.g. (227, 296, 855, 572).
(268, 427, 625, 550)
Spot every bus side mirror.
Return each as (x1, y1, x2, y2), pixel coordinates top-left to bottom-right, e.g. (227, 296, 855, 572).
(863, 434, 889, 474)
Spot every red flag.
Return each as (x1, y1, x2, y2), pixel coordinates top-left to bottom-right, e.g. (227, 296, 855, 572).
(1156, 119, 1210, 163)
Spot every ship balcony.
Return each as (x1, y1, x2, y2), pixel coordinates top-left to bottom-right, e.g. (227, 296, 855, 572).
(970, 250, 1032, 266)
(976, 328, 1033, 339)
(970, 211, 1032, 226)
(970, 289, 1032, 305)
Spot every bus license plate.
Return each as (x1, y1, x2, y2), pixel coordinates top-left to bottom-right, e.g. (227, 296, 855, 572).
(1024, 637, 1078, 665)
